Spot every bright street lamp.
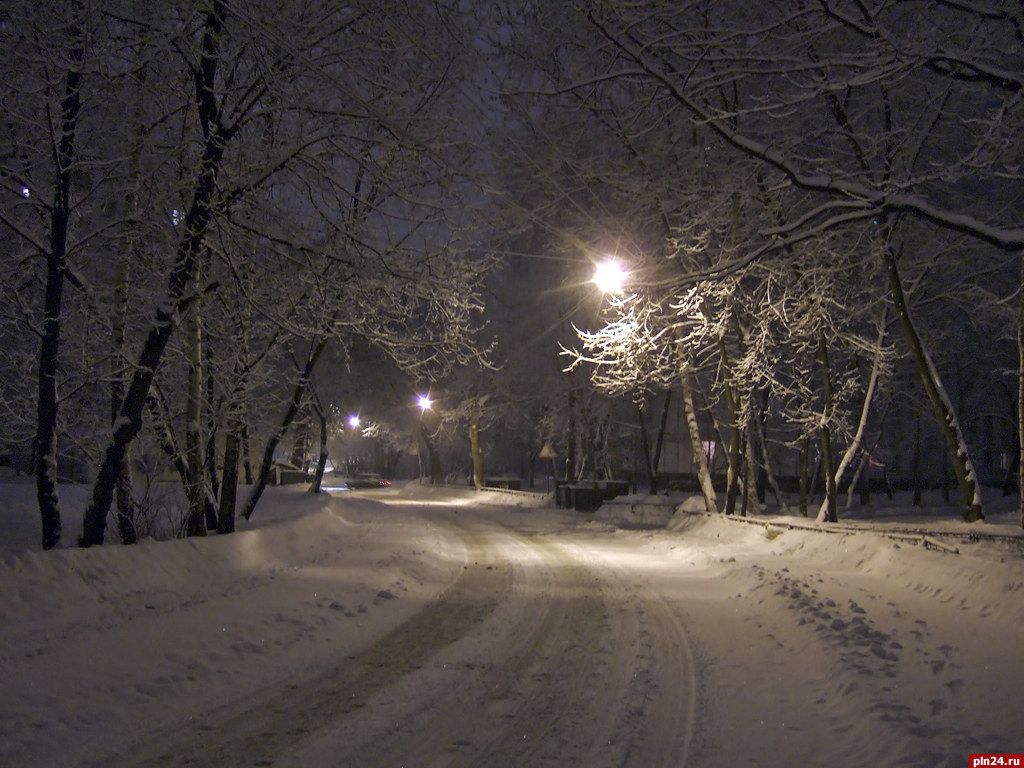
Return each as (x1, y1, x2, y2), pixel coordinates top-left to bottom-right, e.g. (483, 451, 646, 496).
(347, 414, 361, 429)
(417, 394, 432, 411)
(593, 259, 627, 294)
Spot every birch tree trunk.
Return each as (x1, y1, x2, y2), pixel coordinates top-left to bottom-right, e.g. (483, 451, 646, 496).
(815, 329, 838, 523)
(884, 246, 984, 522)
(681, 368, 717, 513)
(827, 312, 887, 516)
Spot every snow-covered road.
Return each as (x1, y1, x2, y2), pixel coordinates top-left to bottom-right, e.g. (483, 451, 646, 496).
(91, 500, 699, 767)
(3, 481, 1023, 767)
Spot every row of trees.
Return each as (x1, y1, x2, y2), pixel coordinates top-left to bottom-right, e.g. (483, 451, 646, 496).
(4, 1, 1022, 545)
(487, 1, 1022, 524)
(1, 0, 495, 548)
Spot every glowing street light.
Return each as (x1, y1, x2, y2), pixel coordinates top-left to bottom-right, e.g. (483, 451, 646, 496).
(417, 394, 432, 411)
(593, 259, 627, 294)
(347, 414, 361, 429)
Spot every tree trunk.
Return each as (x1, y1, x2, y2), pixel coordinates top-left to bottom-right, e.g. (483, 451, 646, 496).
(309, 407, 329, 494)
(203, 431, 220, 530)
(912, 414, 923, 506)
(218, 425, 240, 534)
(754, 388, 768, 504)
(798, 437, 810, 516)
(204, 357, 220, 529)
(636, 402, 655, 494)
(828, 309, 887, 514)
(816, 329, 838, 523)
(470, 405, 484, 490)
(184, 303, 207, 537)
(114, 460, 137, 545)
(739, 431, 751, 517)
(112, 281, 138, 547)
(419, 421, 444, 485)
(751, 394, 791, 515)
(307, 386, 329, 494)
(723, 395, 743, 516)
(111, 86, 148, 547)
(716, 325, 743, 515)
(151, 388, 187, 478)
(681, 369, 718, 513)
(884, 246, 983, 521)
(742, 425, 763, 516)
(566, 376, 577, 482)
(35, 11, 85, 550)
(36, 227, 66, 549)
(289, 413, 310, 470)
(240, 337, 328, 521)
(241, 424, 253, 485)
(79, 0, 231, 546)
(651, 390, 672, 495)
(854, 453, 870, 507)
(1018, 252, 1024, 529)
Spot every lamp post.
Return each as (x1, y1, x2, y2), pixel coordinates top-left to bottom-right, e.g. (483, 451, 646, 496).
(416, 393, 443, 484)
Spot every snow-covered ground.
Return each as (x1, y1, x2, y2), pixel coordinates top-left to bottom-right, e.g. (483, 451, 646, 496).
(1, 469, 1022, 767)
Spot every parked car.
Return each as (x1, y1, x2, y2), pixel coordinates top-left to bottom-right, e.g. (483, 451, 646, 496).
(342, 474, 391, 489)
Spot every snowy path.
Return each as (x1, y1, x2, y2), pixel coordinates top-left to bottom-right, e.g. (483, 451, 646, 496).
(3, 484, 1023, 767)
(94, 505, 698, 767)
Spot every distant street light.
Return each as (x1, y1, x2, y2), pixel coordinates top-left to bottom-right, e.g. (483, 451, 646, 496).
(347, 414, 361, 429)
(593, 259, 627, 294)
(417, 394, 432, 411)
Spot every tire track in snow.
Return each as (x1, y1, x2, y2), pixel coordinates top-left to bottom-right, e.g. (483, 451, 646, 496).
(280, 519, 696, 767)
(552, 536, 699, 768)
(92, 519, 510, 768)
(345, 530, 617, 767)
(95, 509, 697, 768)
